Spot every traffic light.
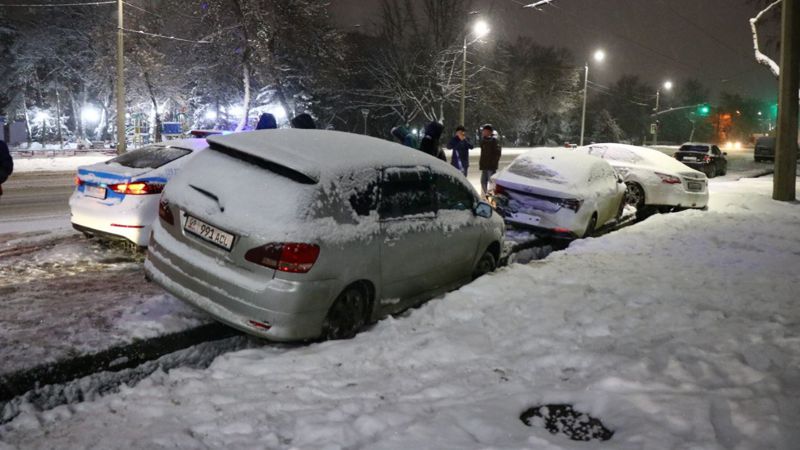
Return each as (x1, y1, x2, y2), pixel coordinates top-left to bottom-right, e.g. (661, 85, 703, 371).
(697, 104, 711, 117)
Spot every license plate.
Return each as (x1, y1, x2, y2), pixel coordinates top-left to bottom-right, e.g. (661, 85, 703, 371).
(688, 181, 704, 191)
(184, 215, 235, 251)
(84, 185, 107, 199)
(510, 213, 541, 225)
(682, 156, 697, 162)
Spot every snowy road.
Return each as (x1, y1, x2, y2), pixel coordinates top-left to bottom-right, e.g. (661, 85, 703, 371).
(2, 176, 798, 449)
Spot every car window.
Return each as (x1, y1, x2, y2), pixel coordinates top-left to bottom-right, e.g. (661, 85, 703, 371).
(346, 175, 379, 217)
(379, 168, 436, 220)
(602, 147, 641, 164)
(507, 156, 567, 184)
(435, 174, 475, 211)
(588, 165, 606, 184)
(712, 146, 722, 156)
(587, 146, 606, 157)
(108, 145, 191, 169)
(679, 145, 710, 154)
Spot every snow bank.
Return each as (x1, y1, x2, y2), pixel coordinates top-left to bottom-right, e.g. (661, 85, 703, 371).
(11, 154, 112, 173)
(2, 177, 800, 449)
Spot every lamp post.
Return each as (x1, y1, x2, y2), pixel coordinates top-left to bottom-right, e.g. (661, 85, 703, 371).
(579, 49, 605, 147)
(652, 80, 673, 145)
(460, 20, 490, 127)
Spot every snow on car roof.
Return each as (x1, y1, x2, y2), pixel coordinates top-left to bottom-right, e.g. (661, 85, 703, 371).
(496, 147, 606, 197)
(155, 138, 209, 152)
(207, 129, 450, 183)
(585, 143, 700, 174)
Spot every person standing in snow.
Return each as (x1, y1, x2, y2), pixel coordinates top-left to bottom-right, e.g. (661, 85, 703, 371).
(478, 124, 501, 197)
(0, 139, 13, 199)
(391, 126, 419, 149)
(256, 113, 278, 130)
(446, 126, 473, 176)
(419, 121, 446, 162)
(290, 113, 316, 129)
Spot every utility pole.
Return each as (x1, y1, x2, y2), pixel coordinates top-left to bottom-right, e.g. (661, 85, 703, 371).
(116, 0, 126, 155)
(460, 35, 467, 127)
(773, 0, 799, 201)
(652, 89, 661, 146)
(579, 63, 589, 147)
(55, 87, 63, 151)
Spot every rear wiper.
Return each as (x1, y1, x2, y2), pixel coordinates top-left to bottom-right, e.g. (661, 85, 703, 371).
(189, 184, 225, 212)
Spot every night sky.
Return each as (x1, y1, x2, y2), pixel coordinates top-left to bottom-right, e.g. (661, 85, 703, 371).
(330, 0, 780, 101)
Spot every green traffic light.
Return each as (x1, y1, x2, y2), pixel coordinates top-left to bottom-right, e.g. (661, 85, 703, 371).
(697, 104, 710, 116)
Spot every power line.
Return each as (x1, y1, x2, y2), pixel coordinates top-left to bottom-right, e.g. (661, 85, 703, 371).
(122, 1, 160, 18)
(1, 1, 114, 6)
(119, 26, 209, 44)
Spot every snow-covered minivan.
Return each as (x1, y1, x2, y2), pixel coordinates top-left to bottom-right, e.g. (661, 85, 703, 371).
(145, 130, 504, 341)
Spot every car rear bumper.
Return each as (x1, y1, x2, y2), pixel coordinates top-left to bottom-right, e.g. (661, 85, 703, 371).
(497, 205, 590, 238)
(144, 226, 336, 341)
(69, 191, 156, 246)
(646, 183, 709, 209)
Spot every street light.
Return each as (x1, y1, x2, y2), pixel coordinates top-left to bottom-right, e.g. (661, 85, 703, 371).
(652, 80, 673, 145)
(81, 105, 101, 124)
(579, 49, 606, 147)
(460, 19, 491, 127)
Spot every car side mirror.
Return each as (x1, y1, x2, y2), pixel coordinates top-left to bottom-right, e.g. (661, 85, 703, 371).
(723, 152, 728, 156)
(474, 201, 493, 219)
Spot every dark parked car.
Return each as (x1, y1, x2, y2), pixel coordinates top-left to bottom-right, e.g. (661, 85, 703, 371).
(754, 136, 800, 162)
(674, 143, 727, 178)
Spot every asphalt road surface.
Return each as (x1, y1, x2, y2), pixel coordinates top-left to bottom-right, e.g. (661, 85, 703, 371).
(0, 148, 764, 234)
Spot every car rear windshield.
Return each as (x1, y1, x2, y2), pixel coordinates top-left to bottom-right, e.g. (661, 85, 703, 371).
(679, 145, 710, 153)
(507, 157, 567, 184)
(108, 146, 191, 169)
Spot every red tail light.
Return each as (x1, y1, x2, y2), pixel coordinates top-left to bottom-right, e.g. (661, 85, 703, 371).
(158, 197, 175, 226)
(108, 181, 165, 195)
(703, 155, 712, 163)
(493, 184, 506, 195)
(74, 176, 84, 186)
(245, 243, 320, 273)
(655, 172, 682, 184)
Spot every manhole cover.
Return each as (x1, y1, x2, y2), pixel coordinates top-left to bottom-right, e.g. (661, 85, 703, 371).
(520, 403, 614, 442)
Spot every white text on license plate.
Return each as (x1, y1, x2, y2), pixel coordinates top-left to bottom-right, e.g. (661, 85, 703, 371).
(84, 185, 107, 199)
(688, 181, 704, 191)
(184, 216, 235, 250)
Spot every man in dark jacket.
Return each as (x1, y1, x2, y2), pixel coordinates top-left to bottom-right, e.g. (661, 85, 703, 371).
(256, 113, 278, 130)
(391, 126, 419, 149)
(290, 113, 316, 129)
(446, 126, 473, 176)
(479, 124, 501, 197)
(419, 121, 446, 162)
(0, 139, 13, 198)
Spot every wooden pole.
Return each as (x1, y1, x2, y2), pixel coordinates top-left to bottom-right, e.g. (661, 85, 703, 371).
(116, 0, 126, 155)
(773, 0, 799, 201)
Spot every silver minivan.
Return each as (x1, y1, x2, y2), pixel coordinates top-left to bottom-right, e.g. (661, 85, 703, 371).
(144, 130, 505, 341)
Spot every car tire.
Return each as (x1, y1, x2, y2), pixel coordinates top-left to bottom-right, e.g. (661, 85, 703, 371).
(472, 250, 497, 280)
(624, 182, 652, 219)
(583, 214, 598, 238)
(705, 165, 717, 178)
(321, 283, 370, 340)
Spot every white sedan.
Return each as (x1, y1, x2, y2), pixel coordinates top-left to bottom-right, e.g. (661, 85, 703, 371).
(70, 139, 208, 247)
(576, 143, 709, 217)
(489, 148, 626, 239)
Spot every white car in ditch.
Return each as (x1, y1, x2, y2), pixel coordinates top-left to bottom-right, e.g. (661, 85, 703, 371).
(576, 143, 709, 216)
(489, 148, 626, 239)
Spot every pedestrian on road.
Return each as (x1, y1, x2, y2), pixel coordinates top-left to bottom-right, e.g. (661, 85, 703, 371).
(391, 126, 419, 149)
(479, 124, 501, 197)
(446, 126, 473, 176)
(0, 139, 13, 198)
(419, 121, 447, 162)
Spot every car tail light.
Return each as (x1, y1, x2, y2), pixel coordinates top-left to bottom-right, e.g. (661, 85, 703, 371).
(493, 184, 506, 195)
(74, 176, 84, 186)
(559, 198, 583, 212)
(108, 181, 166, 195)
(703, 155, 712, 163)
(245, 243, 320, 273)
(158, 197, 175, 226)
(656, 172, 682, 184)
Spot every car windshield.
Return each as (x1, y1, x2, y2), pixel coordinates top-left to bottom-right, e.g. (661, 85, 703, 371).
(507, 157, 567, 184)
(108, 146, 191, 169)
(602, 147, 642, 164)
(679, 145, 710, 154)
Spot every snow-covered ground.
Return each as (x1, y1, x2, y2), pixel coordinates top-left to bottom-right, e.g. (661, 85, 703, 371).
(10, 153, 112, 174)
(1, 175, 798, 449)
(0, 231, 209, 375)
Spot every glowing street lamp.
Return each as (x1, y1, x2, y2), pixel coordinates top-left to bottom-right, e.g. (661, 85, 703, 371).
(81, 105, 101, 124)
(460, 19, 491, 127)
(579, 49, 606, 146)
(652, 80, 674, 145)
